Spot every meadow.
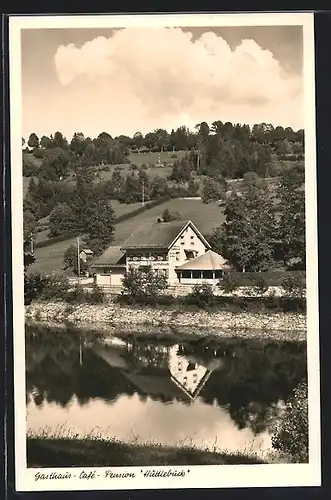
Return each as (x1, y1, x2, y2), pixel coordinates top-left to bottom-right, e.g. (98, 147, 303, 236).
(29, 198, 225, 274)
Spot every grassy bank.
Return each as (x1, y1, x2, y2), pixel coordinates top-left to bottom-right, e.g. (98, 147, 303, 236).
(27, 437, 265, 467)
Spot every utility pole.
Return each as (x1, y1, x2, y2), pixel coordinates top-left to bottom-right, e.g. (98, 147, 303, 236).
(30, 232, 34, 255)
(142, 180, 145, 207)
(77, 235, 81, 283)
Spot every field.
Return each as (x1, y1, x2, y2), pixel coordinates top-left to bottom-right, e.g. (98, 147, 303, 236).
(29, 198, 225, 274)
(35, 200, 145, 244)
(128, 150, 187, 166)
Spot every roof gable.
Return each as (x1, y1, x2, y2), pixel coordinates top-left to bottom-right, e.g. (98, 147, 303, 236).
(175, 250, 228, 271)
(121, 220, 211, 250)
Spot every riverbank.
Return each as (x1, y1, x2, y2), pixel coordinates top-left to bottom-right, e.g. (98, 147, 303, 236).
(27, 437, 266, 467)
(25, 300, 306, 341)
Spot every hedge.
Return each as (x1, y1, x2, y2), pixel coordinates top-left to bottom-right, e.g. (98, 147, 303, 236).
(34, 233, 76, 249)
(225, 270, 306, 287)
(34, 196, 173, 249)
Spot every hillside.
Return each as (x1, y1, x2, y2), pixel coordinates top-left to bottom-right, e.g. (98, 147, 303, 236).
(29, 198, 225, 274)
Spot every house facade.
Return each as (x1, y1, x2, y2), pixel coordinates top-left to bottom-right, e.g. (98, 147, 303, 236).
(91, 338, 218, 402)
(91, 219, 229, 288)
(122, 219, 210, 285)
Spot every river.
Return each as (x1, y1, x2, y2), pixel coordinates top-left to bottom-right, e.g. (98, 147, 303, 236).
(26, 322, 307, 461)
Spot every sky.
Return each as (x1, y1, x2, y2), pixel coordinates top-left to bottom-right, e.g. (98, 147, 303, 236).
(21, 25, 304, 141)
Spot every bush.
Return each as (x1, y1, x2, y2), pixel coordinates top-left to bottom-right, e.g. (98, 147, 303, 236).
(65, 283, 104, 304)
(252, 275, 269, 296)
(281, 273, 306, 298)
(185, 283, 215, 309)
(219, 273, 242, 294)
(121, 267, 168, 304)
(271, 381, 308, 462)
(24, 273, 70, 303)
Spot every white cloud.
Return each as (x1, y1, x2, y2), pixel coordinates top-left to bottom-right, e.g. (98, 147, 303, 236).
(53, 27, 303, 137)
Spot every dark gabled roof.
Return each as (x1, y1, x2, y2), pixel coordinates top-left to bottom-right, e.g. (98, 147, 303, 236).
(122, 371, 194, 402)
(91, 246, 126, 268)
(175, 250, 229, 271)
(121, 220, 211, 250)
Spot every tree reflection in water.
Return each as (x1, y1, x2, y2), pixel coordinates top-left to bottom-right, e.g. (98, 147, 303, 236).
(26, 323, 307, 435)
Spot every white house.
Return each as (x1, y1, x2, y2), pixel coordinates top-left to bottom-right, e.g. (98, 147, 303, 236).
(91, 219, 229, 288)
(91, 339, 220, 403)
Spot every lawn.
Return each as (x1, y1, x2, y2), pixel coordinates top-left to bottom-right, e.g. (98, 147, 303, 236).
(128, 149, 187, 166)
(27, 437, 264, 467)
(29, 198, 225, 274)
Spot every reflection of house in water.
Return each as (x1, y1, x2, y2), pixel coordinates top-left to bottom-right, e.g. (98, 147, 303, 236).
(91, 339, 222, 403)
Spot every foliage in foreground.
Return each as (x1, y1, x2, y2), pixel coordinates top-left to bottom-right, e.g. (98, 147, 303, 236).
(24, 273, 104, 305)
(27, 434, 265, 467)
(271, 381, 308, 463)
(121, 266, 168, 304)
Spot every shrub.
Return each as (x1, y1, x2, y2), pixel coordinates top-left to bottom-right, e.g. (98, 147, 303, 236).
(219, 273, 242, 294)
(65, 283, 105, 304)
(252, 274, 269, 296)
(121, 266, 168, 304)
(271, 381, 308, 463)
(186, 282, 215, 309)
(281, 273, 306, 299)
(24, 273, 70, 303)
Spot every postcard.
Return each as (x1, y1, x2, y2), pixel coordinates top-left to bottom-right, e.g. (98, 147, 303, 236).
(9, 11, 320, 491)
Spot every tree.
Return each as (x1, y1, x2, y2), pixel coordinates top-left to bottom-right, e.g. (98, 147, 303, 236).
(162, 209, 182, 222)
(169, 158, 191, 183)
(276, 166, 305, 269)
(70, 132, 86, 157)
(150, 175, 170, 199)
(48, 203, 76, 237)
(28, 133, 40, 149)
(63, 244, 88, 276)
(202, 178, 227, 203)
(40, 135, 53, 149)
(84, 199, 116, 255)
(206, 227, 224, 256)
(121, 266, 168, 304)
(133, 131, 144, 150)
(53, 131, 68, 149)
(221, 177, 277, 271)
(23, 209, 36, 245)
(39, 151, 71, 181)
(271, 382, 308, 463)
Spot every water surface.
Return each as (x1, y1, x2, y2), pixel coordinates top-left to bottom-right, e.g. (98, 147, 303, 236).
(26, 323, 307, 459)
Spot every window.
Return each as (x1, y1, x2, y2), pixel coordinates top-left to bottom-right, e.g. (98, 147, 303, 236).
(139, 266, 149, 273)
(175, 252, 180, 261)
(203, 270, 214, 279)
(183, 376, 188, 386)
(182, 271, 191, 279)
(215, 270, 223, 279)
(193, 373, 198, 383)
(185, 250, 195, 260)
(192, 271, 201, 279)
(178, 362, 182, 372)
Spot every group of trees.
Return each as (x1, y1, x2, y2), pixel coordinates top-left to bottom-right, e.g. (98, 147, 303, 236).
(208, 166, 305, 271)
(23, 121, 304, 184)
(24, 122, 303, 156)
(24, 169, 116, 258)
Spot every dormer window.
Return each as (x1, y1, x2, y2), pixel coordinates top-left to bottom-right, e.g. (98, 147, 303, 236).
(185, 250, 195, 260)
